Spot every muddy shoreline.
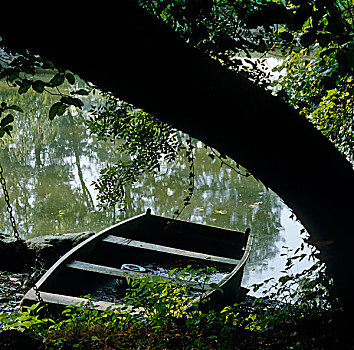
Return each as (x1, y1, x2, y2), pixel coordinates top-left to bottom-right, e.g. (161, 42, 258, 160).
(0, 270, 29, 313)
(0, 267, 46, 314)
(0, 231, 95, 313)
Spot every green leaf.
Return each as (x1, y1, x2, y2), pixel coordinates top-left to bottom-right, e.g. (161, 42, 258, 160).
(71, 88, 89, 96)
(49, 102, 67, 120)
(210, 283, 223, 293)
(207, 335, 218, 339)
(8, 73, 18, 83)
(61, 96, 84, 108)
(1, 114, 14, 127)
(168, 268, 178, 277)
(18, 80, 31, 94)
(56, 103, 67, 116)
(32, 80, 45, 93)
(49, 73, 65, 87)
(65, 72, 75, 84)
(6, 105, 23, 113)
(4, 125, 13, 137)
(279, 275, 291, 285)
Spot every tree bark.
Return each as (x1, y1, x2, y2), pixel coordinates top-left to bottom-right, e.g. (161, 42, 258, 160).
(1, 1, 353, 310)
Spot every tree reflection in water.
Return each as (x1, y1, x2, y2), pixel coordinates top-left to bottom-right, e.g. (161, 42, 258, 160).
(0, 83, 313, 292)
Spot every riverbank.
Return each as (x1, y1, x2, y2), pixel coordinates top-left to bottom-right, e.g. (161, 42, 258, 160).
(1, 233, 353, 349)
(0, 231, 95, 313)
(0, 285, 351, 349)
(0, 270, 31, 313)
(0, 257, 49, 314)
(0, 284, 352, 348)
(0, 232, 95, 272)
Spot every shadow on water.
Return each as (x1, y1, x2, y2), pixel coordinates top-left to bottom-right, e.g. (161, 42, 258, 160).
(0, 82, 314, 293)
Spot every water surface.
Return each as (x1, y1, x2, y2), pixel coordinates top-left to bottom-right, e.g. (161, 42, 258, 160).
(0, 82, 315, 295)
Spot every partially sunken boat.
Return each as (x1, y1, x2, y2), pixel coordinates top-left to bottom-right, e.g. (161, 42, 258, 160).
(22, 209, 252, 311)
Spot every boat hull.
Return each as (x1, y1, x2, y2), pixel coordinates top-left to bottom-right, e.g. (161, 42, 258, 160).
(22, 210, 252, 311)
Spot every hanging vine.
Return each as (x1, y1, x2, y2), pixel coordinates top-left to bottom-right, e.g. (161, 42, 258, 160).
(86, 91, 180, 210)
(206, 146, 252, 178)
(172, 136, 195, 219)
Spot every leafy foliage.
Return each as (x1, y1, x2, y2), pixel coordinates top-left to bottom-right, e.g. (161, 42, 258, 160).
(86, 90, 180, 208)
(0, 102, 22, 138)
(273, 48, 353, 160)
(270, 0, 354, 160)
(139, 0, 353, 162)
(0, 302, 53, 332)
(0, 49, 89, 134)
(139, 0, 275, 87)
(88, 0, 353, 209)
(0, 262, 347, 349)
(1, 0, 352, 211)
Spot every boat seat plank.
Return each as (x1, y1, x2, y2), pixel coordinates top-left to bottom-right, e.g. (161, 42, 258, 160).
(102, 235, 240, 265)
(66, 260, 212, 291)
(23, 289, 128, 312)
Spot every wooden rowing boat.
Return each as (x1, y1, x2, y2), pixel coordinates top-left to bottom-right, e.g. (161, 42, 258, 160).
(22, 209, 252, 311)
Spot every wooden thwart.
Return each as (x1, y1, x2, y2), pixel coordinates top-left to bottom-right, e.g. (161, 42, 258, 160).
(66, 260, 212, 291)
(23, 289, 120, 311)
(102, 235, 240, 265)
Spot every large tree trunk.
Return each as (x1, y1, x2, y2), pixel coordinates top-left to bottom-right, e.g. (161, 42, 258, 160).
(1, 1, 353, 310)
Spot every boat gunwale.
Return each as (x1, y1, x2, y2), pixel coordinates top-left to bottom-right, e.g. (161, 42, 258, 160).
(184, 229, 253, 309)
(22, 210, 251, 310)
(23, 212, 147, 294)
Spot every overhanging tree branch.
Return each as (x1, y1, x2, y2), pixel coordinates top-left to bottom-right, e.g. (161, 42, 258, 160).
(1, 1, 353, 310)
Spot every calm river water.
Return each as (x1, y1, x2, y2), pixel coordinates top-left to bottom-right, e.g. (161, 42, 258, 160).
(0, 78, 315, 296)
